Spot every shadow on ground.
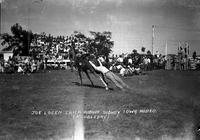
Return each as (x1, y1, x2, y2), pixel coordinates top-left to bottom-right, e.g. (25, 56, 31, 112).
(72, 81, 114, 90)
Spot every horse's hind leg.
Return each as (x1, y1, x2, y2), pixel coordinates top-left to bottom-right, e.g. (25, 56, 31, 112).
(70, 61, 74, 72)
(85, 71, 94, 86)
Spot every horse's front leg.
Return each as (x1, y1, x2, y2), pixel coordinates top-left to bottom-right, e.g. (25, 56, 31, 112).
(78, 70, 83, 85)
(70, 61, 74, 72)
(85, 70, 94, 87)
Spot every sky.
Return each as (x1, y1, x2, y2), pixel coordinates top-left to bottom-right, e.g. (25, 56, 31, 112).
(1, 0, 200, 55)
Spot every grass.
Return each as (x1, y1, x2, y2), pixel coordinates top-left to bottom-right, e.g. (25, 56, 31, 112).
(0, 70, 200, 140)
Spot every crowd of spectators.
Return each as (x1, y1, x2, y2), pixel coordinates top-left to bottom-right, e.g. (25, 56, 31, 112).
(108, 53, 163, 77)
(0, 56, 44, 74)
(0, 32, 199, 75)
(0, 32, 88, 74)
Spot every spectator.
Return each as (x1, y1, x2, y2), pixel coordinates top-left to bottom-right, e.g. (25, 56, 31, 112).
(17, 65, 24, 73)
(0, 60, 4, 72)
(117, 55, 123, 63)
(98, 55, 105, 63)
(180, 57, 184, 70)
(147, 57, 151, 70)
(37, 60, 42, 71)
(31, 60, 37, 73)
(119, 66, 126, 77)
(143, 57, 148, 71)
(128, 57, 133, 65)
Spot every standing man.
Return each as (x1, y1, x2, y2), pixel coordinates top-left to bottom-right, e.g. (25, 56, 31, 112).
(43, 53, 48, 70)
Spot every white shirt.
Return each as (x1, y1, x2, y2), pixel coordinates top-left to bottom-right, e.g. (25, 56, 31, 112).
(147, 58, 151, 63)
(128, 58, 132, 64)
(25, 58, 29, 64)
(89, 60, 109, 74)
(18, 66, 23, 73)
(117, 57, 123, 63)
(144, 58, 148, 64)
(116, 65, 123, 70)
(98, 57, 105, 63)
(120, 68, 126, 76)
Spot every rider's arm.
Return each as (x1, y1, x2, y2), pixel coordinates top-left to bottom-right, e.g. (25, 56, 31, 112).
(97, 59, 102, 66)
(89, 61, 98, 70)
(89, 60, 109, 74)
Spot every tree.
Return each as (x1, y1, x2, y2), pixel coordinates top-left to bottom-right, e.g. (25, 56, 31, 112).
(20, 29, 34, 55)
(69, 31, 90, 54)
(74, 31, 87, 40)
(141, 47, 146, 53)
(11, 23, 23, 38)
(0, 33, 13, 47)
(193, 51, 197, 60)
(89, 31, 114, 62)
(1, 23, 34, 56)
(147, 50, 151, 55)
(0, 33, 21, 55)
(132, 49, 138, 54)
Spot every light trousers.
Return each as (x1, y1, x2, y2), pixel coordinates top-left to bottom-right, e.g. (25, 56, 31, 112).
(105, 71, 128, 89)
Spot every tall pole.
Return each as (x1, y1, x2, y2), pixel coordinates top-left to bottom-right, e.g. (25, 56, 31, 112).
(165, 40, 168, 59)
(28, 4, 30, 56)
(0, 1, 2, 35)
(152, 25, 155, 55)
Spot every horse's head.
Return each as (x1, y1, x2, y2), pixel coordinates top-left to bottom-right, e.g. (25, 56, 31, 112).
(87, 54, 95, 61)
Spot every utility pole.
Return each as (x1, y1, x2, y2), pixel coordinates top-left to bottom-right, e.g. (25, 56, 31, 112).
(28, 3, 30, 56)
(165, 40, 168, 59)
(0, 1, 2, 35)
(152, 25, 155, 55)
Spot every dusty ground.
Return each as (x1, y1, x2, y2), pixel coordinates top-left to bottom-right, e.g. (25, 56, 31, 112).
(0, 70, 200, 140)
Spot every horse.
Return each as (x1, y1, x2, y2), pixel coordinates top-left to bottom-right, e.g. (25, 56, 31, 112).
(75, 53, 109, 90)
(74, 53, 96, 86)
(69, 45, 109, 89)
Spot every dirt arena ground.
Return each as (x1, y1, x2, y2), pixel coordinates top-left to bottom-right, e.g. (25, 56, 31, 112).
(0, 70, 200, 140)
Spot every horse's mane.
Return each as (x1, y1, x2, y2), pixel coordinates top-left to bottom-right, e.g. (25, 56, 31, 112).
(80, 53, 90, 59)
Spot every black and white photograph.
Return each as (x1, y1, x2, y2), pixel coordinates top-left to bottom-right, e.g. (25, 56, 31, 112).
(0, 0, 200, 140)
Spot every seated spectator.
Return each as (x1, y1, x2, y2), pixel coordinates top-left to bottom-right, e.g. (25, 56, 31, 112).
(98, 55, 105, 63)
(127, 65, 135, 73)
(0, 60, 4, 72)
(128, 57, 133, 65)
(119, 66, 126, 77)
(17, 65, 24, 73)
(37, 60, 42, 71)
(31, 60, 37, 73)
(109, 65, 118, 73)
(134, 67, 142, 75)
(117, 55, 123, 63)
